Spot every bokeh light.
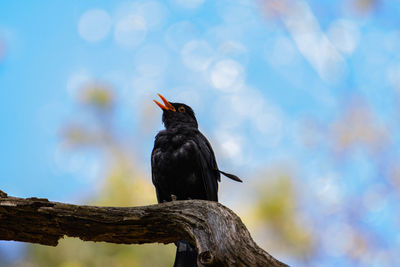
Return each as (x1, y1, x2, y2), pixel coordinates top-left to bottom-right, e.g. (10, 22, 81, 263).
(78, 9, 112, 42)
(1, 0, 400, 266)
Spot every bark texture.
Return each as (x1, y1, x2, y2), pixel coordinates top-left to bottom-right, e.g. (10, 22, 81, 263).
(0, 189, 287, 266)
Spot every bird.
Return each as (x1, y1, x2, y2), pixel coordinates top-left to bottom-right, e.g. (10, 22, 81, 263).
(151, 93, 242, 267)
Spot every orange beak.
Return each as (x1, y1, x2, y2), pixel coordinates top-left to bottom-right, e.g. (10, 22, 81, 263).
(154, 93, 176, 112)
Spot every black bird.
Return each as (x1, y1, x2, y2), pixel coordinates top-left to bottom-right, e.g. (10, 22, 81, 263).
(151, 94, 242, 267)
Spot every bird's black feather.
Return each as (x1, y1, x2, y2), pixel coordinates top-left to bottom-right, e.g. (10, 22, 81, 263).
(218, 170, 243, 182)
(151, 100, 242, 266)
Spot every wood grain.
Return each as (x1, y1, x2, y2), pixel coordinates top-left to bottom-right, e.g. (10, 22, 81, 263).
(0, 189, 287, 266)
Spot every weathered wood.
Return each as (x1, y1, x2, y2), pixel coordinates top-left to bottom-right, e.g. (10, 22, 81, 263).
(0, 190, 287, 266)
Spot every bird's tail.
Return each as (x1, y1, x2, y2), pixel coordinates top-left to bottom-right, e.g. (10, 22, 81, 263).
(218, 170, 243, 182)
(174, 240, 198, 267)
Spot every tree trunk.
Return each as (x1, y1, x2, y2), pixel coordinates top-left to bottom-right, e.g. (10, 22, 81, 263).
(0, 189, 287, 266)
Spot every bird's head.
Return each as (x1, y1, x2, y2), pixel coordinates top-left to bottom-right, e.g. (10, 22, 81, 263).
(154, 94, 198, 129)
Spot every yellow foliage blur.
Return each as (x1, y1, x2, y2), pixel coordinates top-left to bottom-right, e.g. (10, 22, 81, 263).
(254, 167, 314, 259)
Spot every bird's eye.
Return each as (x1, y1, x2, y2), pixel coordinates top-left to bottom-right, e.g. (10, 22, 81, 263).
(178, 106, 185, 113)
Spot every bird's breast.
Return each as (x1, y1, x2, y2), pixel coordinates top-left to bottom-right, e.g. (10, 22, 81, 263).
(152, 128, 213, 201)
(153, 133, 197, 169)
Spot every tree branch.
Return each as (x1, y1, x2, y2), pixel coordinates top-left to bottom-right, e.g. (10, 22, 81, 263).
(0, 189, 287, 266)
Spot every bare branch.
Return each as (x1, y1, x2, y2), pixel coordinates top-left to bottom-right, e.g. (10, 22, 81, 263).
(0, 190, 287, 267)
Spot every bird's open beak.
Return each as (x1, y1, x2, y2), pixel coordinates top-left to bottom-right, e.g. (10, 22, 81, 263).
(154, 93, 176, 112)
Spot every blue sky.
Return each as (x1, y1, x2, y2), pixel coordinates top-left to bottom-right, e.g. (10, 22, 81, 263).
(1, 0, 400, 266)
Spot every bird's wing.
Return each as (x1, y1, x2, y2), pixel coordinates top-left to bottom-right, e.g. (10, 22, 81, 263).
(193, 132, 220, 201)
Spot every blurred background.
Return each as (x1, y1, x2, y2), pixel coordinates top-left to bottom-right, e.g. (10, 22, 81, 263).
(1, 0, 400, 266)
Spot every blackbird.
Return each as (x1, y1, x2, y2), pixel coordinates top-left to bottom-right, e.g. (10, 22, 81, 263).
(151, 94, 242, 267)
